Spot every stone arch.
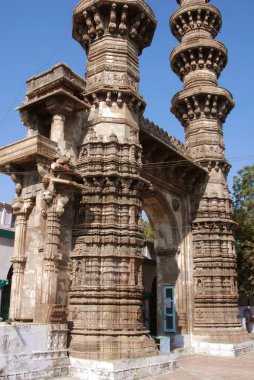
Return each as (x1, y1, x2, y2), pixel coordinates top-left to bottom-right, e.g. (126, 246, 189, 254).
(143, 190, 180, 255)
(142, 189, 185, 338)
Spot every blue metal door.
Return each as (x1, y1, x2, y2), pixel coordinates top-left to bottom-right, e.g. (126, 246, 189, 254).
(163, 285, 176, 333)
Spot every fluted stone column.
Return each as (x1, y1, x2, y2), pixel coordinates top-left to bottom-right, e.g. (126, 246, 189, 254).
(170, 0, 248, 342)
(34, 189, 70, 322)
(50, 114, 66, 145)
(46, 99, 74, 154)
(41, 197, 62, 305)
(9, 198, 34, 320)
(69, 0, 158, 360)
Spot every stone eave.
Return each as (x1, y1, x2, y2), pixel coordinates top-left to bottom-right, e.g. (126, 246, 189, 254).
(140, 118, 207, 174)
(170, 38, 227, 62)
(172, 85, 234, 102)
(17, 89, 90, 113)
(192, 217, 237, 226)
(170, 3, 221, 29)
(0, 135, 58, 167)
(73, 0, 156, 24)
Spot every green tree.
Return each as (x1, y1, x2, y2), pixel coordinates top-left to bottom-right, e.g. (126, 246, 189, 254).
(143, 220, 154, 242)
(232, 165, 254, 294)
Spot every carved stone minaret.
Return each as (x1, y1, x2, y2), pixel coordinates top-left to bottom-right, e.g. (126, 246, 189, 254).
(170, 0, 248, 342)
(69, 0, 158, 360)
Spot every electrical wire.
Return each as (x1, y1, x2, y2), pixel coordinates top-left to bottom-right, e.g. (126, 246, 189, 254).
(0, 154, 253, 176)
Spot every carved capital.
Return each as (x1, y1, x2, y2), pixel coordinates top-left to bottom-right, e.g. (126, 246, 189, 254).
(46, 98, 75, 116)
(11, 256, 27, 273)
(12, 197, 35, 217)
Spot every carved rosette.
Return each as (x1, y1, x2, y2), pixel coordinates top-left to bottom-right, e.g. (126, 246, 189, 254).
(170, 0, 247, 342)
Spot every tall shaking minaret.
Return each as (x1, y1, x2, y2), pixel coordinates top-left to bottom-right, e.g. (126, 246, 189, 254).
(69, 0, 158, 360)
(170, 0, 248, 342)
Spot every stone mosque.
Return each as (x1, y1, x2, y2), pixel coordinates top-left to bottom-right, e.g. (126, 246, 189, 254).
(0, 0, 253, 379)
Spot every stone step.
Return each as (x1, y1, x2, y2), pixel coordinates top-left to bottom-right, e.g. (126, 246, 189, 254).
(47, 377, 79, 380)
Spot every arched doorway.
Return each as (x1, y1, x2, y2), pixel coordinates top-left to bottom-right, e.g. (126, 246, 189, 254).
(0, 266, 12, 321)
(142, 190, 184, 338)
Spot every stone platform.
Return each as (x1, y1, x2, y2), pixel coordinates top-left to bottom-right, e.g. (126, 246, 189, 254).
(49, 351, 254, 380)
(171, 333, 254, 357)
(1, 323, 254, 380)
(69, 354, 178, 380)
(0, 323, 178, 380)
(0, 323, 69, 380)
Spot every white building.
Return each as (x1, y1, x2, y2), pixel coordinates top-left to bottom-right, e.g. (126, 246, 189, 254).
(0, 202, 14, 320)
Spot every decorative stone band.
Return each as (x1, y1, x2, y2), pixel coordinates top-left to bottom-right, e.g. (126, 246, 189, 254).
(195, 159, 231, 174)
(192, 194, 234, 220)
(83, 88, 146, 114)
(171, 86, 234, 126)
(171, 2, 221, 41)
(77, 139, 142, 175)
(73, 0, 157, 54)
(170, 38, 227, 81)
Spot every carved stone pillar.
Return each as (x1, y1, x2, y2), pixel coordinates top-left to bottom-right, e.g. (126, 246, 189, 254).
(50, 114, 66, 145)
(19, 109, 39, 138)
(36, 189, 70, 322)
(46, 99, 74, 153)
(69, 0, 158, 360)
(9, 198, 34, 320)
(41, 197, 62, 305)
(170, 0, 248, 342)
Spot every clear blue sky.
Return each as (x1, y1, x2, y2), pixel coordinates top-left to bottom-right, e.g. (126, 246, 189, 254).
(0, 0, 253, 203)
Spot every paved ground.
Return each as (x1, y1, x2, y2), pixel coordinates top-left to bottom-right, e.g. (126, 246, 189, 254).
(53, 351, 254, 379)
(149, 351, 254, 379)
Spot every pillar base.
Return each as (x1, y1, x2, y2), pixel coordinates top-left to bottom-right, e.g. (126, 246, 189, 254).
(191, 335, 254, 357)
(193, 326, 250, 344)
(169, 332, 254, 358)
(69, 354, 178, 380)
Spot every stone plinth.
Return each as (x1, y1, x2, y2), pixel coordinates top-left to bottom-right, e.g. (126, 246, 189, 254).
(170, 333, 254, 358)
(0, 323, 69, 380)
(69, 354, 178, 380)
(190, 335, 254, 357)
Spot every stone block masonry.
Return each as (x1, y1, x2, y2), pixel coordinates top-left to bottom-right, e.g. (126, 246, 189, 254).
(0, 0, 253, 379)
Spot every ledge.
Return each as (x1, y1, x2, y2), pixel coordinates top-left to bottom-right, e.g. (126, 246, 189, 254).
(0, 135, 58, 167)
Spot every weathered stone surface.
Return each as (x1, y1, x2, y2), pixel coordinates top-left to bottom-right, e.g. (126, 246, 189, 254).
(170, 0, 248, 342)
(69, 354, 178, 380)
(0, 323, 69, 380)
(0, 0, 252, 378)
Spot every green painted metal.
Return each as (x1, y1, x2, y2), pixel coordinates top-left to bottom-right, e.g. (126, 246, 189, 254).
(0, 228, 15, 240)
(0, 280, 9, 289)
(0, 280, 11, 320)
